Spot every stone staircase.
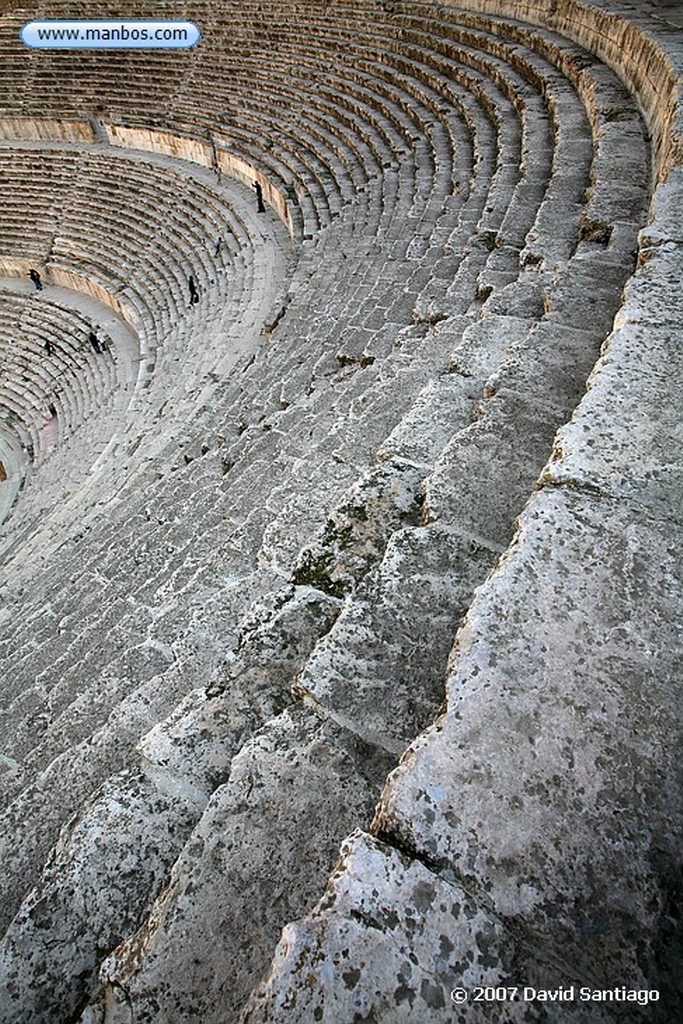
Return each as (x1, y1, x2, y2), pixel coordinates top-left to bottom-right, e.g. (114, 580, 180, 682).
(0, 2, 679, 1023)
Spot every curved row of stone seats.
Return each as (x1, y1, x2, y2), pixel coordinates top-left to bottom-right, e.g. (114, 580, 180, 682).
(0, 0, 675, 198)
(0, 144, 253, 361)
(236, 7, 602, 311)
(0, 2, 528, 253)
(244, 194, 683, 1024)
(0, 0, 602, 294)
(0, 0, 610, 831)
(0, 290, 117, 465)
(81, 27, 660, 1024)
(235, 6, 681, 1024)
(214, 37, 516, 241)
(0, 148, 81, 258)
(0, 186, 651, 1024)
(0, 137, 293, 547)
(197, 4, 560, 239)
(55, 152, 243, 339)
(207, 60, 443, 240)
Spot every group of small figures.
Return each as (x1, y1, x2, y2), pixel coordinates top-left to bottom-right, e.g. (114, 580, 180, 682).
(43, 330, 108, 358)
(31, 175, 269, 333)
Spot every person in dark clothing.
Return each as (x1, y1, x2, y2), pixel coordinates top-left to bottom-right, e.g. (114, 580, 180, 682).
(214, 235, 223, 257)
(44, 338, 54, 356)
(253, 180, 265, 213)
(89, 331, 101, 353)
(29, 269, 43, 291)
(189, 276, 200, 304)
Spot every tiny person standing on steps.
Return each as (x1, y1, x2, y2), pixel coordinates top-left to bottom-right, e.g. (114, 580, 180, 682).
(44, 338, 54, 356)
(89, 330, 101, 354)
(253, 180, 265, 213)
(189, 275, 199, 305)
(29, 268, 43, 291)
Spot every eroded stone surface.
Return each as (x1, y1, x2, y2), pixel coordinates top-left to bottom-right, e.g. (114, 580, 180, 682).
(545, 318, 683, 517)
(423, 389, 559, 547)
(375, 487, 681, 1002)
(298, 525, 499, 751)
(91, 708, 394, 1023)
(0, 2, 679, 1022)
(0, 770, 196, 1024)
(241, 831, 533, 1024)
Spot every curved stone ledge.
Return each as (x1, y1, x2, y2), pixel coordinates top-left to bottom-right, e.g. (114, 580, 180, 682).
(0, 115, 95, 144)
(105, 124, 297, 237)
(240, 4, 682, 1021)
(447, 0, 681, 179)
(0, 2, 679, 1022)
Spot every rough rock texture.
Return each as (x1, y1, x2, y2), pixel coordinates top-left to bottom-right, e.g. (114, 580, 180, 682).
(96, 708, 394, 1024)
(0, 1, 680, 1022)
(242, 831, 531, 1024)
(242, 164, 683, 1024)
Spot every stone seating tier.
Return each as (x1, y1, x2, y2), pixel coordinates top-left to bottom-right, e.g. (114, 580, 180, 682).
(0, 1, 677, 1022)
(0, 146, 255, 368)
(0, 292, 118, 462)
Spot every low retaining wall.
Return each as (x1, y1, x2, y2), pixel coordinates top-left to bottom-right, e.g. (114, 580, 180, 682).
(0, 116, 96, 143)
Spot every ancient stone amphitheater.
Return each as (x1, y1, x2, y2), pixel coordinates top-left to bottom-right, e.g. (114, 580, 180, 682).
(0, 0, 680, 1021)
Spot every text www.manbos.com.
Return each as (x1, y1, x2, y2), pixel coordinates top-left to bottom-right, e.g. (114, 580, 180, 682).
(21, 20, 201, 49)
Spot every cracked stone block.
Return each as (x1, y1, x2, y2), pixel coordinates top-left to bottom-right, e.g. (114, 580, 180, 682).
(542, 255, 628, 335)
(482, 270, 552, 319)
(424, 389, 560, 548)
(545, 319, 683, 520)
(376, 377, 477, 467)
(292, 460, 424, 596)
(91, 707, 394, 1024)
(375, 487, 681, 1004)
(483, 320, 601, 419)
(297, 525, 499, 752)
(639, 170, 683, 246)
(241, 830, 533, 1024)
(0, 769, 196, 1024)
(622, 240, 683, 326)
(447, 315, 532, 381)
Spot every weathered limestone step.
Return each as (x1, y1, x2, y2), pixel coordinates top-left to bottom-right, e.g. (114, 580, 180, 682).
(241, 831, 529, 1024)
(0, 768, 197, 1024)
(371, 486, 681, 1016)
(544, 244, 683, 520)
(423, 388, 561, 548)
(375, 371, 478, 468)
(0, 661, 191, 935)
(290, 459, 425, 598)
(483, 319, 602, 421)
(88, 705, 395, 1024)
(296, 524, 500, 753)
(243, 484, 681, 1024)
(0, 581, 343, 1023)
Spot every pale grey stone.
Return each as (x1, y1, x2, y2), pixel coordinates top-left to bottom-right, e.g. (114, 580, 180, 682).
(93, 708, 393, 1024)
(446, 315, 531, 381)
(376, 377, 477, 467)
(0, 770, 196, 1024)
(298, 525, 499, 751)
(241, 831, 528, 1024)
(292, 460, 424, 597)
(375, 487, 681, 998)
(483, 320, 600, 419)
(544, 320, 683, 519)
(423, 389, 559, 548)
